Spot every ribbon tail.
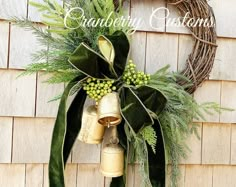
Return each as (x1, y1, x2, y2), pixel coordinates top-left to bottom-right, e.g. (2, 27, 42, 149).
(110, 176, 125, 187)
(119, 87, 153, 133)
(63, 88, 87, 163)
(49, 77, 86, 187)
(148, 120, 166, 187)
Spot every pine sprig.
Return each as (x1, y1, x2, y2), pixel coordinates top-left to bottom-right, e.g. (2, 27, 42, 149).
(14, 0, 130, 84)
(124, 123, 152, 187)
(134, 136, 152, 187)
(46, 70, 82, 84)
(147, 65, 225, 187)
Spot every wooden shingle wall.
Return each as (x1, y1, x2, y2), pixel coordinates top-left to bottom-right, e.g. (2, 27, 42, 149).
(0, 0, 236, 186)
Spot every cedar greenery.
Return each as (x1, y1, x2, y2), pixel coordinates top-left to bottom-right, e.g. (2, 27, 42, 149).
(147, 65, 224, 186)
(15, 0, 130, 84)
(140, 125, 158, 154)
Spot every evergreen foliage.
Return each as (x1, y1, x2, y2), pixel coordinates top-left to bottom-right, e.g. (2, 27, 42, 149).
(124, 123, 152, 187)
(14, 0, 130, 84)
(140, 125, 157, 154)
(148, 65, 224, 187)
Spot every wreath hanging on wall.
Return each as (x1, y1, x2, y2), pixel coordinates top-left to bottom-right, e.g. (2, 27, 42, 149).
(16, 0, 220, 187)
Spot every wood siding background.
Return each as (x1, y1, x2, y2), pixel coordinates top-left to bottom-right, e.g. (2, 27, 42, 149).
(0, 0, 236, 186)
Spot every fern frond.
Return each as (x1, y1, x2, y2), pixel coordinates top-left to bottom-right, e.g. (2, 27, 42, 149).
(140, 126, 157, 154)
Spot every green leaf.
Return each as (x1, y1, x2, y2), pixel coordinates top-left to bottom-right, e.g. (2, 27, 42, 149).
(29, 1, 49, 11)
(137, 85, 167, 116)
(119, 87, 153, 133)
(48, 76, 86, 187)
(42, 20, 65, 27)
(98, 35, 115, 64)
(68, 43, 116, 79)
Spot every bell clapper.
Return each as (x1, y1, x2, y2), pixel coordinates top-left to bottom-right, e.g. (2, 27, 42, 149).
(106, 118, 111, 128)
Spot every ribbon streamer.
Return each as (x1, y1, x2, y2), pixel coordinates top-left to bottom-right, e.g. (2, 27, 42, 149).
(49, 77, 86, 187)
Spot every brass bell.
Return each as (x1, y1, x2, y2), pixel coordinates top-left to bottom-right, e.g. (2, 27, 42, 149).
(100, 127, 124, 177)
(78, 105, 105, 144)
(97, 92, 122, 127)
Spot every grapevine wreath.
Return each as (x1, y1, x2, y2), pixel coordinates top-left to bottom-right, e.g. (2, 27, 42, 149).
(16, 0, 220, 187)
(114, 0, 218, 94)
(164, 0, 218, 93)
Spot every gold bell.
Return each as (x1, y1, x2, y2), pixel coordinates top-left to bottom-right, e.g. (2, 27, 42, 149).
(78, 105, 105, 144)
(97, 92, 122, 127)
(100, 127, 124, 177)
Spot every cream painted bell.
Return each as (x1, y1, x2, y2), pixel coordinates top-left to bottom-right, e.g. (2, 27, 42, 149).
(97, 92, 122, 127)
(100, 127, 124, 177)
(78, 105, 105, 144)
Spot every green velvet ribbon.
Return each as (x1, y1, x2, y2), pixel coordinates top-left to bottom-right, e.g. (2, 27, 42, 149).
(116, 86, 167, 187)
(68, 31, 130, 79)
(49, 31, 167, 187)
(119, 87, 154, 133)
(49, 31, 130, 187)
(49, 76, 86, 187)
(111, 120, 166, 187)
(148, 119, 166, 187)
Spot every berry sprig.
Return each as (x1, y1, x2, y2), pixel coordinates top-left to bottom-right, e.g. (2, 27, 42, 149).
(82, 78, 116, 101)
(123, 60, 151, 86)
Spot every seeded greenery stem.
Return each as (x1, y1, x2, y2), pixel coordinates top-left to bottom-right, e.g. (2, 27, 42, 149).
(78, 60, 152, 102)
(82, 78, 117, 101)
(123, 60, 151, 86)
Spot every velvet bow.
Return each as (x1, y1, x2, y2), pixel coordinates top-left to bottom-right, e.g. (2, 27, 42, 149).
(68, 31, 130, 79)
(49, 31, 167, 187)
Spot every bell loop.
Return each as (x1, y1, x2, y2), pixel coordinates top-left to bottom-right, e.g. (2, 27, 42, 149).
(109, 137, 119, 145)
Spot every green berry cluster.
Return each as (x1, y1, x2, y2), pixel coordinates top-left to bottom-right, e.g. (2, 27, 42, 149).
(82, 78, 116, 101)
(123, 60, 151, 86)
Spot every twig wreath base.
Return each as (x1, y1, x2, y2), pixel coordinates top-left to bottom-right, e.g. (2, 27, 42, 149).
(116, 0, 218, 94)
